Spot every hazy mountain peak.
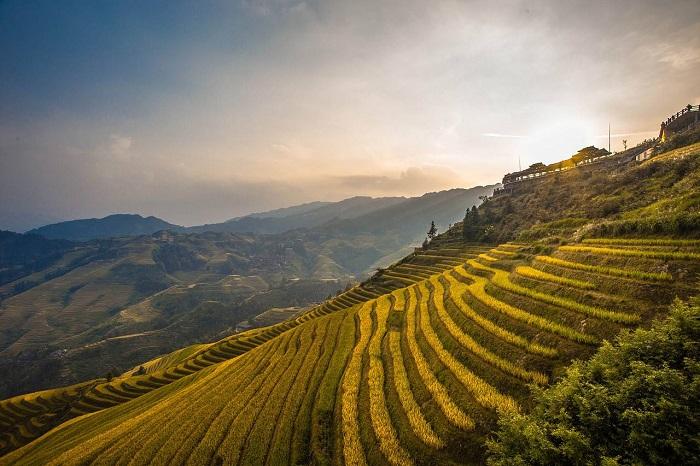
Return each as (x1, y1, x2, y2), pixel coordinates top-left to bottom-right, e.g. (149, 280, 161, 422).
(28, 214, 183, 242)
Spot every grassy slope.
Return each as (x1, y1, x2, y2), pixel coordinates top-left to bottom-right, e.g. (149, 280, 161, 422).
(470, 140, 700, 243)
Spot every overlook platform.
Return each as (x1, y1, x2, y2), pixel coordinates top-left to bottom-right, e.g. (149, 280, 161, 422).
(660, 104, 699, 141)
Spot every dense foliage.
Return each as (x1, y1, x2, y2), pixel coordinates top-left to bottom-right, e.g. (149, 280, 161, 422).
(487, 298, 700, 465)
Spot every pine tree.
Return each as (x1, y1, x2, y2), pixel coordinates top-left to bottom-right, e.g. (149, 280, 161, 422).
(427, 221, 438, 240)
(462, 205, 480, 242)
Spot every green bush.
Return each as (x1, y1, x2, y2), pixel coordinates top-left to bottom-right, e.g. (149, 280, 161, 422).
(486, 298, 700, 466)
(655, 127, 700, 154)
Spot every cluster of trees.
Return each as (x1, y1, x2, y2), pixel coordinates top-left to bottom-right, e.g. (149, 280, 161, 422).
(487, 298, 700, 465)
(462, 205, 480, 241)
(461, 194, 506, 242)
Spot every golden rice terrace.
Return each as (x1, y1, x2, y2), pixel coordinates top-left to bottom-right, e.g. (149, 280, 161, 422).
(1, 235, 698, 465)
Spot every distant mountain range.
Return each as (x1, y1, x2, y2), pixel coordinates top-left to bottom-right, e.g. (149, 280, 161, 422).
(26, 188, 496, 242)
(28, 214, 183, 241)
(237, 201, 333, 219)
(190, 196, 407, 235)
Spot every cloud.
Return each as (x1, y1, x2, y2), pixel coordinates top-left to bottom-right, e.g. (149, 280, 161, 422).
(482, 133, 526, 139)
(242, 0, 308, 17)
(269, 141, 313, 160)
(643, 19, 700, 71)
(271, 143, 292, 153)
(648, 44, 700, 69)
(329, 165, 465, 196)
(109, 134, 133, 158)
(594, 131, 657, 138)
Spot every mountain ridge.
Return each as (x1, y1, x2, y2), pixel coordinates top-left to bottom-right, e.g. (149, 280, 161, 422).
(26, 189, 494, 242)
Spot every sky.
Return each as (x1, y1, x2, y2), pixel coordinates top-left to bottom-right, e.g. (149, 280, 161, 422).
(1, 0, 699, 230)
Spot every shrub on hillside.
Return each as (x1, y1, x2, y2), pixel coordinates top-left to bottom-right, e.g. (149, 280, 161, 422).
(486, 298, 700, 466)
(655, 127, 700, 155)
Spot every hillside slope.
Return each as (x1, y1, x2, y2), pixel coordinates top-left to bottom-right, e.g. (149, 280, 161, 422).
(327, 188, 489, 236)
(1, 141, 699, 464)
(0, 232, 75, 288)
(1, 236, 698, 463)
(0, 231, 344, 398)
(465, 141, 700, 243)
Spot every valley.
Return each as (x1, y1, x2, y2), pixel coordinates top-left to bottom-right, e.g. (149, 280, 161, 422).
(0, 187, 493, 398)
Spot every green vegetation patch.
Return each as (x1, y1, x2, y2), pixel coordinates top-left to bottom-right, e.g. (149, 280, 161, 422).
(487, 298, 700, 466)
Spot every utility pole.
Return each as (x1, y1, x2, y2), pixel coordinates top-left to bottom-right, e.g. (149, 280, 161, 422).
(518, 154, 521, 171)
(608, 122, 611, 153)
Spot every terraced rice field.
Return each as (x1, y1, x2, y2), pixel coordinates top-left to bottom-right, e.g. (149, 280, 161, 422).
(0, 242, 490, 456)
(2, 238, 698, 465)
